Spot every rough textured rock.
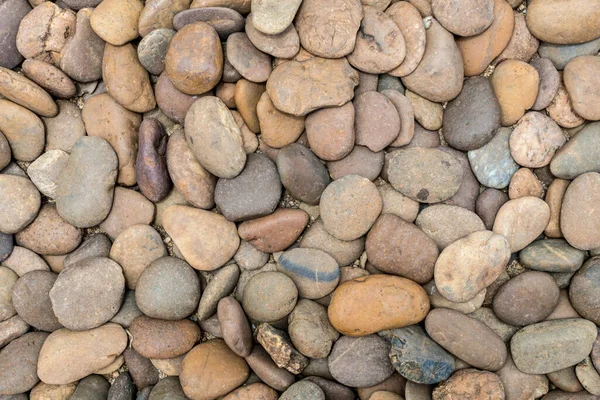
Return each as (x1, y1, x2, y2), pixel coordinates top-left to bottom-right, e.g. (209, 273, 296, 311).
(432, 369, 505, 400)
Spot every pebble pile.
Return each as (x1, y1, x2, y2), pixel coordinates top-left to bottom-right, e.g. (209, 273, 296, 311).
(0, 0, 600, 398)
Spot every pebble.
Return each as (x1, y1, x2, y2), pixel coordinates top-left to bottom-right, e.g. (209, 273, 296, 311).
(136, 119, 171, 201)
(0, 175, 41, 235)
(234, 241, 268, 270)
(425, 308, 507, 371)
(377, 182, 419, 223)
(238, 208, 308, 253)
(233, 79, 263, 133)
(60, 9, 105, 83)
(180, 339, 249, 400)
(280, 381, 325, 400)
(30, 382, 77, 400)
(288, 300, 339, 359)
(136, 257, 200, 320)
(295, 0, 362, 58)
(380, 326, 455, 384)
(155, 74, 199, 126)
(426, 281, 486, 314)
(520, 239, 585, 273)
(401, 19, 463, 103)
(328, 145, 385, 181)
(49, 257, 125, 330)
(387, 147, 463, 203)
(184, 96, 246, 179)
(510, 318, 597, 374)
(354, 91, 400, 152)
(257, 91, 305, 148)
(468, 127, 518, 188)
(0, 332, 48, 395)
(226, 33, 272, 83)
(570, 257, 600, 325)
(130, 316, 201, 359)
(242, 271, 298, 322)
(37, 323, 127, 384)
(510, 111, 566, 168)
(277, 143, 330, 205)
(299, 218, 365, 267)
(42, 101, 85, 154)
(27, 150, 68, 199)
(443, 76, 501, 151)
(90, 0, 143, 45)
(539, 38, 600, 71)
(357, 374, 407, 400)
(560, 172, 600, 251)
(382, 90, 414, 147)
(432, 0, 493, 37)
(551, 123, 600, 179)
(21, 60, 76, 99)
(252, 0, 302, 35)
(0, 132, 9, 171)
(508, 167, 544, 199)
(165, 23, 223, 95)
(329, 335, 394, 387)
(456, 0, 515, 76)
(496, 12, 540, 64)
(366, 213, 438, 284)
(15, 203, 81, 256)
(256, 322, 308, 374)
(547, 367, 584, 393)
(564, 55, 600, 121)
(197, 264, 239, 320)
(70, 376, 110, 400)
(415, 205, 485, 249)
(305, 102, 354, 161)
(266, 57, 359, 116)
(2, 246, 49, 277)
(531, 57, 561, 110)
(110, 291, 143, 328)
(491, 59, 540, 126)
(432, 369, 505, 399)
(137, 29, 175, 76)
(0, 0, 31, 69)
(0, 232, 13, 262)
(55, 137, 117, 228)
(328, 274, 430, 336)
(217, 297, 253, 357)
(277, 248, 340, 299)
(100, 188, 155, 239)
(108, 372, 135, 400)
(245, 13, 300, 59)
(124, 348, 159, 389)
(405, 90, 443, 131)
(174, 8, 243, 39)
(0, 99, 44, 162)
(493, 196, 551, 252)
(320, 175, 382, 241)
(385, 2, 426, 77)
(109, 224, 167, 289)
(149, 376, 186, 399)
(138, 0, 189, 36)
(215, 153, 281, 221)
(525, 0, 600, 45)
(576, 357, 600, 395)
(0, 267, 17, 323)
(547, 83, 586, 129)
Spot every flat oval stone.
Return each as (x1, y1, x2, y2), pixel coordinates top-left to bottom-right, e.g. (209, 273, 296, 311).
(163, 205, 239, 271)
(405, 89, 443, 131)
(197, 264, 239, 321)
(266, 57, 359, 116)
(55, 136, 118, 228)
(560, 172, 600, 251)
(222, 383, 278, 400)
(401, 19, 463, 103)
(277, 143, 330, 205)
(299, 218, 365, 267)
(15, 204, 81, 255)
(245, 12, 299, 58)
(551, 122, 600, 179)
(165, 22, 223, 95)
(525, 0, 600, 45)
(493, 196, 550, 252)
(242, 271, 298, 322)
(137, 28, 175, 76)
(138, 0, 189, 37)
(181, 340, 248, 400)
(184, 96, 246, 179)
(288, 299, 338, 359)
(328, 145, 385, 181)
(564, 55, 600, 121)
(0, 66, 57, 118)
(435, 231, 511, 303)
(155, 73, 199, 125)
(379, 326, 454, 384)
(432, 0, 493, 37)
(510, 111, 566, 168)
(251, 0, 302, 35)
(520, 239, 586, 272)
(306, 102, 354, 161)
(90, 0, 142, 45)
(0, 232, 14, 263)
(547, 83, 585, 129)
(531, 57, 561, 111)
(425, 308, 507, 371)
(320, 174, 382, 241)
(385, 2, 426, 77)
(130, 316, 201, 359)
(295, 0, 362, 58)
(99, 189, 155, 242)
(277, 248, 340, 299)
(539, 39, 600, 71)
(174, 8, 243, 39)
(328, 274, 430, 336)
(366, 214, 438, 284)
(433, 369, 505, 399)
(443, 76, 501, 151)
(0, 332, 48, 395)
(136, 118, 171, 202)
(49, 257, 125, 331)
(136, 257, 200, 320)
(570, 257, 600, 325)
(227, 33, 272, 83)
(354, 91, 400, 152)
(238, 208, 309, 253)
(415, 204, 486, 249)
(347, 6, 405, 74)
(494, 271, 560, 326)
(468, 127, 519, 189)
(511, 318, 597, 374)
(215, 153, 281, 221)
(11, 270, 61, 332)
(37, 323, 127, 385)
(0, 175, 41, 235)
(2, 246, 49, 277)
(387, 147, 463, 203)
(382, 90, 415, 147)
(329, 335, 394, 387)
(491, 59, 540, 126)
(218, 297, 253, 357)
(21, 59, 76, 99)
(60, 9, 104, 83)
(0, 99, 44, 162)
(0, 0, 31, 69)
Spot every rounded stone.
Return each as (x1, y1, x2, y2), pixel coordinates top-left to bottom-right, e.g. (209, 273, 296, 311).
(280, 381, 325, 400)
(0, 0, 31, 69)
(510, 112, 566, 168)
(288, 300, 339, 359)
(493, 196, 551, 252)
(531, 57, 561, 111)
(320, 175, 382, 241)
(520, 239, 586, 273)
(226, 32, 272, 83)
(570, 257, 600, 325)
(432, 369, 505, 400)
(70, 375, 111, 400)
(0, 332, 48, 395)
(165, 22, 223, 95)
(306, 102, 354, 161)
(245, 13, 300, 58)
(180, 339, 249, 400)
(11, 270, 62, 332)
(222, 383, 278, 400)
(415, 204, 486, 249)
(539, 38, 600, 71)
(27, 150, 69, 199)
(0, 66, 58, 118)
(242, 271, 298, 322)
(560, 172, 600, 251)
(135, 257, 200, 320)
(328, 274, 430, 336)
(564, 55, 600, 121)
(130, 316, 201, 359)
(329, 335, 394, 388)
(90, 0, 142, 45)
(137, 28, 175, 76)
(366, 214, 438, 284)
(49, 257, 125, 331)
(0, 175, 41, 235)
(491, 59, 540, 126)
(277, 248, 340, 299)
(173, 7, 244, 39)
(432, 0, 494, 37)
(21, 59, 76, 99)
(496, 12, 540, 65)
(214, 153, 281, 221)
(238, 208, 309, 253)
(468, 127, 519, 189)
(328, 146, 385, 182)
(493, 271, 560, 326)
(217, 297, 253, 357)
(354, 91, 401, 152)
(508, 168, 544, 199)
(0, 99, 44, 162)
(387, 147, 463, 203)
(251, 0, 302, 35)
(42, 101, 86, 154)
(196, 264, 239, 320)
(385, 1, 427, 77)
(299, 218, 365, 267)
(0, 267, 17, 322)
(443, 76, 501, 151)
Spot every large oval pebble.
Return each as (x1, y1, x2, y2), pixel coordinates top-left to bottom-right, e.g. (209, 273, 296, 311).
(560, 172, 600, 251)
(0, 175, 41, 234)
(570, 257, 600, 325)
(493, 196, 550, 252)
